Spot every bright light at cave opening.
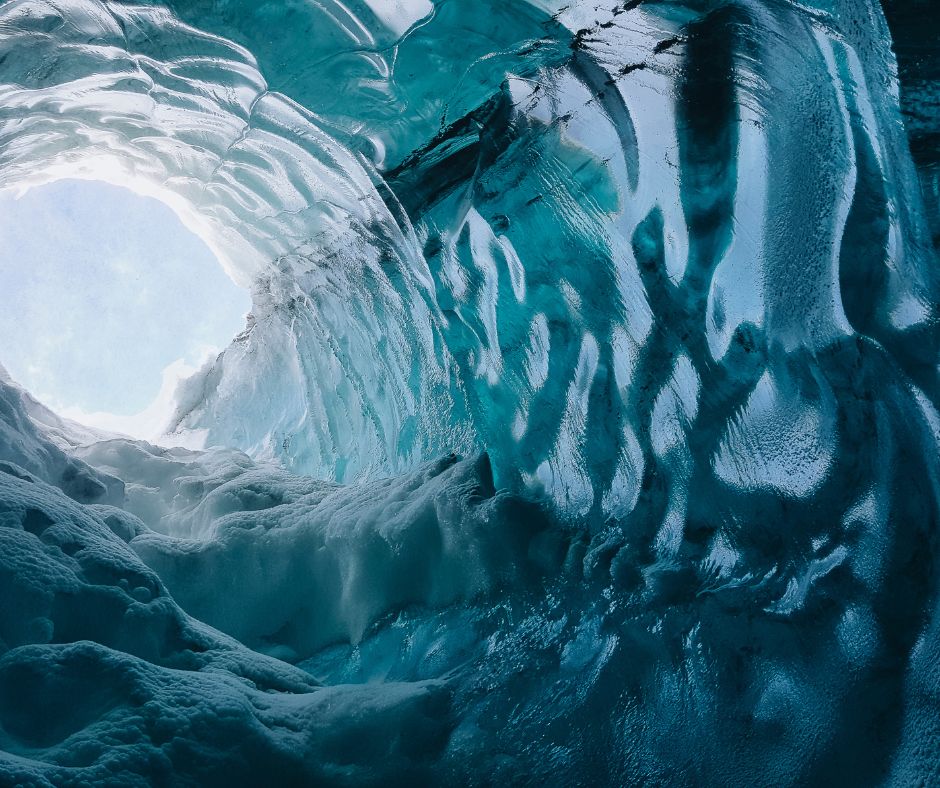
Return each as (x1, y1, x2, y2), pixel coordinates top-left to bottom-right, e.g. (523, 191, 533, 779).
(0, 179, 251, 441)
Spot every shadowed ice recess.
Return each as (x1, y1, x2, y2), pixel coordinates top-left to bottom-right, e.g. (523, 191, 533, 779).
(0, 0, 938, 784)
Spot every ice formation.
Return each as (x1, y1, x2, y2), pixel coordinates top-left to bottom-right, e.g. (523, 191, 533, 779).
(0, 0, 938, 784)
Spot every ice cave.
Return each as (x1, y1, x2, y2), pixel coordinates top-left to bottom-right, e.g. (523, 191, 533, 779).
(0, 0, 937, 784)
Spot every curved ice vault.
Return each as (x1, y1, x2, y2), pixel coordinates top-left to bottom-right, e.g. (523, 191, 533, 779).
(0, 0, 938, 785)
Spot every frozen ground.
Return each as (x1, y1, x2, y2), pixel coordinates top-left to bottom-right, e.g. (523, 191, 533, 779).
(0, 0, 939, 784)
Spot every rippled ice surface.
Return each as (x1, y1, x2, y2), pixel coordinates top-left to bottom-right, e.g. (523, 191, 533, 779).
(0, 0, 938, 784)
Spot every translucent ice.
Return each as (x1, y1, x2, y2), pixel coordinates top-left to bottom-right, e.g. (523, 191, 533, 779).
(0, 0, 938, 784)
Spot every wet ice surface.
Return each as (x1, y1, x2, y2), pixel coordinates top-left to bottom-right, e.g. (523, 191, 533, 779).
(0, 0, 939, 784)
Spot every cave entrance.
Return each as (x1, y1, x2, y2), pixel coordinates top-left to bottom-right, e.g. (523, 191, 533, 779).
(0, 179, 251, 440)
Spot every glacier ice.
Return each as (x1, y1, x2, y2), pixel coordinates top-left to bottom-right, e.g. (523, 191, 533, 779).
(0, 0, 939, 784)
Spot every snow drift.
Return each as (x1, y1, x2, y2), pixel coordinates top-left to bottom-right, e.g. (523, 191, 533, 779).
(0, 0, 939, 784)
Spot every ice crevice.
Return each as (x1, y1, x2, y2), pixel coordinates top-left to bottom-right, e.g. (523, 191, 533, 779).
(0, 0, 939, 784)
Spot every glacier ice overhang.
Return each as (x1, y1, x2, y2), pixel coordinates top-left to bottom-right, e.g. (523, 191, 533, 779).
(1, 0, 937, 505)
(0, 0, 939, 784)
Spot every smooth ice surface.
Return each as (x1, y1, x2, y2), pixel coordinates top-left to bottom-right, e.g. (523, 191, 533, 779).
(0, 179, 250, 436)
(0, 0, 938, 784)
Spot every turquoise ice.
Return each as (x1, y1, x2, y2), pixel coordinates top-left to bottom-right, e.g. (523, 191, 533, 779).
(0, 0, 937, 784)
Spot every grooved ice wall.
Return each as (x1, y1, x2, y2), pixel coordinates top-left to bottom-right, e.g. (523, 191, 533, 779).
(0, 0, 938, 785)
